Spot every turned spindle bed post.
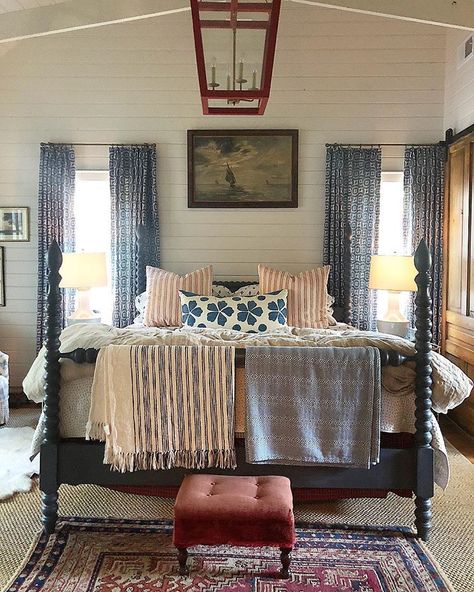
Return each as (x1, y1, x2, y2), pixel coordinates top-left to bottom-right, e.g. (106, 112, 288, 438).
(343, 223, 353, 325)
(40, 240, 63, 536)
(413, 239, 434, 541)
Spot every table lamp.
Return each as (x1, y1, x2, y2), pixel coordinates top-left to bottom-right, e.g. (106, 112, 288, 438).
(60, 252, 107, 322)
(369, 254, 417, 338)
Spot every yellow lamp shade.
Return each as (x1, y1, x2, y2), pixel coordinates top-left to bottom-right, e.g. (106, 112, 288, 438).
(369, 255, 417, 292)
(60, 252, 107, 289)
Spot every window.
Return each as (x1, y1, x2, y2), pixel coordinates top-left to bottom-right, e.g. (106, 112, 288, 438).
(74, 171, 113, 323)
(378, 172, 405, 255)
(377, 172, 409, 317)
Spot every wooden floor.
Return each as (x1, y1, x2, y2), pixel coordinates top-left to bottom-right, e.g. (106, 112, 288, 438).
(440, 415, 474, 464)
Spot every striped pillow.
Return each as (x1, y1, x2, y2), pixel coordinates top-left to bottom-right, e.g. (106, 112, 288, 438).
(258, 264, 331, 329)
(144, 265, 213, 327)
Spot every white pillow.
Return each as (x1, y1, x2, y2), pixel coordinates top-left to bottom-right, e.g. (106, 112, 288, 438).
(212, 283, 259, 298)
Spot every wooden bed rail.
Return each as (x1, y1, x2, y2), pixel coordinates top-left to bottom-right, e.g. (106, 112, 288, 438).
(59, 346, 416, 367)
(40, 237, 434, 541)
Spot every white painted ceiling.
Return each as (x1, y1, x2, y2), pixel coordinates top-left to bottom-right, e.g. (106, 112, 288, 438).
(0, 0, 68, 15)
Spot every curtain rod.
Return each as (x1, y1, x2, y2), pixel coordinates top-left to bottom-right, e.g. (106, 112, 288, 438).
(325, 142, 444, 147)
(40, 142, 155, 147)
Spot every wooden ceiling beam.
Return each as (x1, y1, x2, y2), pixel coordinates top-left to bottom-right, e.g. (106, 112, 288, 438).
(0, 0, 190, 44)
(288, 0, 474, 30)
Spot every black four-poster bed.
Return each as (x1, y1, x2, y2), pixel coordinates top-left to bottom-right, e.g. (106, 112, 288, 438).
(39, 224, 435, 542)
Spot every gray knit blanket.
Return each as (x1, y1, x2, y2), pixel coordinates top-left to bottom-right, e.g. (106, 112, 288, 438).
(245, 346, 381, 468)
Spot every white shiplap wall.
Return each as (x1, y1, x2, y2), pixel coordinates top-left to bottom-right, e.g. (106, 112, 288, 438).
(0, 4, 446, 388)
(444, 28, 474, 132)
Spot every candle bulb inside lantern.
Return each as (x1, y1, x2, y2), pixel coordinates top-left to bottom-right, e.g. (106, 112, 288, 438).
(252, 69, 257, 88)
(239, 59, 244, 80)
(211, 63, 216, 85)
(227, 73, 231, 90)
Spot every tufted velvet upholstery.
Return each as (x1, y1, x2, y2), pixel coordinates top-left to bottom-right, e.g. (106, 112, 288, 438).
(173, 475, 295, 549)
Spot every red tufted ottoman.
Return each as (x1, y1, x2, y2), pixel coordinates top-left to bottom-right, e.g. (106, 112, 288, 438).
(173, 474, 295, 578)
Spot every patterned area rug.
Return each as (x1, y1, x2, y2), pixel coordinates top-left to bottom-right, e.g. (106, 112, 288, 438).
(6, 518, 453, 592)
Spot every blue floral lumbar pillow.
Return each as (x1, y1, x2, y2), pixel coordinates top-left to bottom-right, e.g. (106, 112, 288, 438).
(179, 289, 288, 332)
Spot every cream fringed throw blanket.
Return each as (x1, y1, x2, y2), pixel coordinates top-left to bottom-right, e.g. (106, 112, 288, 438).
(86, 345, 236, 472)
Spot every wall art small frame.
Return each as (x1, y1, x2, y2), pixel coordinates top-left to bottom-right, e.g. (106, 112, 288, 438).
(188, 129, 298, 208)
(0, 207, 30, 242)
(0, 247, 5, 306)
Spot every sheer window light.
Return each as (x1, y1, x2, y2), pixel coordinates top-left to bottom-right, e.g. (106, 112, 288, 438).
(377, 172, 409, 320)
(378, 172, 404, 255)
(74, 171, 112, 324)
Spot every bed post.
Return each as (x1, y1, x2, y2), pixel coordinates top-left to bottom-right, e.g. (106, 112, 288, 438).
(343, 223, 352, 325)
(136, 223, 147, 294)
(413, 239, 434, 541)
(40, 240, 63, 537)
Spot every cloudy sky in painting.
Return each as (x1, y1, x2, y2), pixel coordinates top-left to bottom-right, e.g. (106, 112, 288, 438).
(193, 135, 292, 192)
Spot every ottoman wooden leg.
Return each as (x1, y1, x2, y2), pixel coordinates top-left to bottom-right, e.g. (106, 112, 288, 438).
(279, 547, 291, 579)
(177, 547, 189, 575)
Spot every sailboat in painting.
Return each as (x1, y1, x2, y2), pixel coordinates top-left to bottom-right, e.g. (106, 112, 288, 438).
(225, 163, 236, 188)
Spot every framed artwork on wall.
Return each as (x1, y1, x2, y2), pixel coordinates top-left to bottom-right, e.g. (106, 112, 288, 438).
(0, 207, 30, 242)
(0, 247, 5, 306)
(188, 129, 298, 208)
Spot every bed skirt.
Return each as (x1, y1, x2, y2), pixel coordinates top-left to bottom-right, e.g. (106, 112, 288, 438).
(107, 432, 414, 501)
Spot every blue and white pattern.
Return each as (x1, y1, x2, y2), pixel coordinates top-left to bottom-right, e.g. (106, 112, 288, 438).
(403, 145, 446, 345)
(324, 145, 381, 331)
(36, 143, 76, 351)
(110, 144, 160, 328)
(179, 290, 288, 332)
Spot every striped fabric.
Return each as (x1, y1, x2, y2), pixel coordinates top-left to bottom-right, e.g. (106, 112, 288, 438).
(144, 265, 213, 327)
(258, 264, 331, 328)
(86, 345, 236, 472)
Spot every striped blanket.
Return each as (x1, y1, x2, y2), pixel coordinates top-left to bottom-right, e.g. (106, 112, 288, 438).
(86, 345, 236, 472)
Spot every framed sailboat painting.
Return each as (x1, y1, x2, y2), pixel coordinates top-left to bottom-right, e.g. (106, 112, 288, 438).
(187, 129, 298, 208)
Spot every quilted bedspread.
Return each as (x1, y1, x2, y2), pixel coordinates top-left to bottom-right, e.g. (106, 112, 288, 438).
(24, 322, 472, 415)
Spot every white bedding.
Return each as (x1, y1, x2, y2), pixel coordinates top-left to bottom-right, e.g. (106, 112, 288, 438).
(25, 322, 473, 489)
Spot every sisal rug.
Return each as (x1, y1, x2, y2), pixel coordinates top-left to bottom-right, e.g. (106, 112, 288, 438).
(5, 517, 453, 592)
(0, 427, 39, 501)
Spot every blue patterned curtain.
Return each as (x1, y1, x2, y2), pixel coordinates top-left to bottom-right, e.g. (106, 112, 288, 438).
(36, 143, 75, 351)
(324, 145, 381, 330)
(109, 144, 160, 327)
(403, 145, 446, 345)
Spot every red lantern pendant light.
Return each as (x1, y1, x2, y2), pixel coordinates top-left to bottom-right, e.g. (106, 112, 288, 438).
(190, 0, 282, 115)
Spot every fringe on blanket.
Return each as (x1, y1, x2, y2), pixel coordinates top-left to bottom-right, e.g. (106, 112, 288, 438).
(85, 421, 110, 441)
(104, 447, 237, 473)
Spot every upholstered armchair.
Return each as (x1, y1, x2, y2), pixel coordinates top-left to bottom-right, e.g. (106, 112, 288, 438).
(0, 351, 9, 425)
